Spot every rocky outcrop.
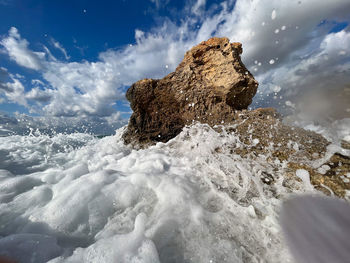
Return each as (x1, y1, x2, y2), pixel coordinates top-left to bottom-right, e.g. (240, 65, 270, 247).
(122, 37, 349, 198)
(123, 37, 258, 145)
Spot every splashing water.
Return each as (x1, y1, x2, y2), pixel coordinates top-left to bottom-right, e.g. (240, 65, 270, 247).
(0, 122, 348, 262)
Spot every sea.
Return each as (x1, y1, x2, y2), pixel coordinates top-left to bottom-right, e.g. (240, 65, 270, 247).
(0, 115, 349, 262)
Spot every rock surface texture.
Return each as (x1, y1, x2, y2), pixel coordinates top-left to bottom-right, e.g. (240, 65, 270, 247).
(214, 108, 349, 198)
(123, 37, 258, 145)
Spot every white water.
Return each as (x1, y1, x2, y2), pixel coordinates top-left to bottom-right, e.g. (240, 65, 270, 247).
(0, 121, 349, 262)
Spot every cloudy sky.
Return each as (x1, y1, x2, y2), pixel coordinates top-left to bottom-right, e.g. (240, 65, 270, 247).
(0, 0, 350, 133)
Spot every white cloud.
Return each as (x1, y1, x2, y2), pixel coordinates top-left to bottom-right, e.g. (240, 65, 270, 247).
(31, 79, 45, 86)
(0, 74, 27, 106)
(0, 67, 26, 106)
(43, 45, 57, 62)
(51, 38, 70, 60)
(41, 60, 124, 117)
(0, 27, 42, 70)
(251, 29, 350, 118)
(255, 29, 350, 95)
(192, 0, 206, 16)
(25, 87, 52, 103)
(214, 0, 350, 71)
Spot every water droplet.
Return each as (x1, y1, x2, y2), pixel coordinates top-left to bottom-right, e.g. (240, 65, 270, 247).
(273, 86, 281, 93)
(271, 9, 277, 20)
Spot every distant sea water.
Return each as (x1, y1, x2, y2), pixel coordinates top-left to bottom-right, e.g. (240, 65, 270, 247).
(0, 115, 349, 262)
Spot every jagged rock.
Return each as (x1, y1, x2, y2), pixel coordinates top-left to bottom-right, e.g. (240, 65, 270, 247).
(123, 37, 258, 145)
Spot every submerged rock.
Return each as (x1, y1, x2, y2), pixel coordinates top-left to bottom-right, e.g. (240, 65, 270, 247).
(123, 37, 258, 145)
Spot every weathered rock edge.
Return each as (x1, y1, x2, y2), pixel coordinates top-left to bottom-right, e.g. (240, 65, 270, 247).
(123, 37, 258, 145)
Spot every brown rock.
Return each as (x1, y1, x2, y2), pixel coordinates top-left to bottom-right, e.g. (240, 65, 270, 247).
(123, 37, 258, 145)
(219, 109, 350, 198)
(223, 108, 330, 162)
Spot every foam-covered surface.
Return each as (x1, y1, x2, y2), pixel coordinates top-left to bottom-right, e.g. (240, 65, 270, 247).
(0, 121, 349, 262)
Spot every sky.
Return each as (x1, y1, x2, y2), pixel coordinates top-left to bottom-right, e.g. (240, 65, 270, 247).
(0, 0, 350, 134)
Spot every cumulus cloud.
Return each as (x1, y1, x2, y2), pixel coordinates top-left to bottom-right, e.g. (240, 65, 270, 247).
(263, 30, 350, 120)
(0, 67, 27, 106)
(268, 30, 350, 95)
(0, 0, 349, 126)
(25, 87, 52, 103)
(0, 27, 43, 70)
(215, 0, 350, 71)
(0, 75, 26, 106)
(41, 60, 124, 117)
(1, 23, 195, 117)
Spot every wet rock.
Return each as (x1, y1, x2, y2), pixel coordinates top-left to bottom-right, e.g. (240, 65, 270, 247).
(121, 37, 349, 198)
(312, 153, 350, 197)
(123, 37, 258, 145)
(341, 140, 350, 150)
(222, 108, 329, 162)
(213, 108, 349, 198)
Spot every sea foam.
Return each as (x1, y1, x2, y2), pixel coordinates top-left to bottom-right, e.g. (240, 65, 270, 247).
(0, 121, 348, 262)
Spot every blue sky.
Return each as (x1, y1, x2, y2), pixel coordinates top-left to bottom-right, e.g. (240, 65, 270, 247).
(0, 0, 192, 116)
(0, 0, 350, 134)
(0, 0, 190, 61)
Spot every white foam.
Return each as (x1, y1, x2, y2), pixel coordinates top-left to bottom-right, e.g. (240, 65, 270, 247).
(317, 165, 330, 175)
(0, 234, 62, 263)
(296, 169, 313, 191)
(2, 122, 343, 262)
(344, 135, 350, 143)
